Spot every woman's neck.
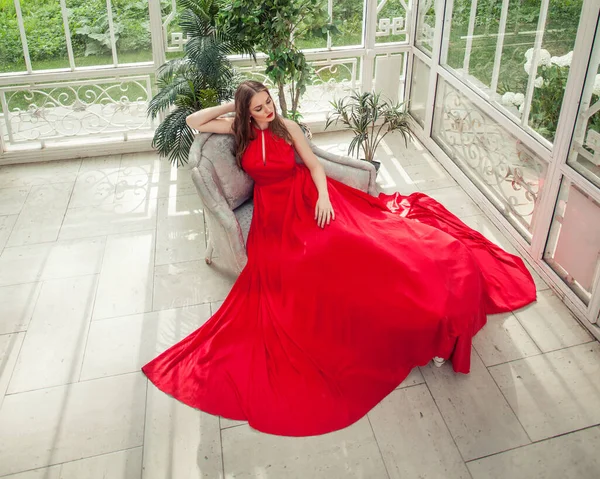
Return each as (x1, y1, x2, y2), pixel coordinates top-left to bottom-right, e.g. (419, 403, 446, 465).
(253, 119, 270, 131)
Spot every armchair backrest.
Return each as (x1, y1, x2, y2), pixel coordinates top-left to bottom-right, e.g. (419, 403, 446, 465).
(190, 133, 254, 210)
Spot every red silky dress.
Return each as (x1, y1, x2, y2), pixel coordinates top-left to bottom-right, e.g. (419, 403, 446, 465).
(142, 127, 536, 436)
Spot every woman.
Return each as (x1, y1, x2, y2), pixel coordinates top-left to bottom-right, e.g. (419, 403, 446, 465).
(142, 80, 536, 436)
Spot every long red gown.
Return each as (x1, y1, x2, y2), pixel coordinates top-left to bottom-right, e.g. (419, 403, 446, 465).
(142, 126, 536, 436)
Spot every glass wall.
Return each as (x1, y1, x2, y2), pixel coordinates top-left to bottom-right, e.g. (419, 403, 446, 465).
(412, 0, 600, 323)
(440, 0, 583, 145)
(409, 56, 430, 126)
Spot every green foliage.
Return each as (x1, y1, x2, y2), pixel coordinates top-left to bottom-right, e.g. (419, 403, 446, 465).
(149, 0, 254, 166)
(0, 0, 160, 67)
(0, 1, 66, 64)
(325, 90, 411, 163)
(217, 0, 334, 118)
(524, 63, 600, 142)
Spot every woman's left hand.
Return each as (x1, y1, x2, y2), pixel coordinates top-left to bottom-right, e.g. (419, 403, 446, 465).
(315, 195, 335, 228)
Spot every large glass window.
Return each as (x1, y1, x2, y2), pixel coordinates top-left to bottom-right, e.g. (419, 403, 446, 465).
(296, 0, 365, 50)
(544, 178, 600, 305)
(332, 0, 365, 47)
(409, 56, 430, 126)
(441, 0, 584, 144)
(0, 0, 154, 73)
(376, 0, 409, 44)
(416, 0, 436, 55)
(567, 19, 600, 189)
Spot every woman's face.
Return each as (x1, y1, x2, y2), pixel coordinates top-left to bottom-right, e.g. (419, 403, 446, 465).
(248, 91, 275, 124)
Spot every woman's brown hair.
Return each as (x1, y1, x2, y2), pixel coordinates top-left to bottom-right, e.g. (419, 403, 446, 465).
(232, 80, 292, 167)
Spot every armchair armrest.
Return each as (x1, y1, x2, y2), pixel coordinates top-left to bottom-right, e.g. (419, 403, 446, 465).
(308, 141, 379, 196)
(191, 162, 248, 272)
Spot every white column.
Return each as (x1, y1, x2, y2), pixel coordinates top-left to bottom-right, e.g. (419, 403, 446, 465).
(490, 0, 510, 94)
(327, 0, 333, 49)
(59, 0, 76, 70)
(148, 0, 167, 69)
(462, 0, 479, 74)
(423, 0, 445, 134)
(13, 0, 32, 73)
(105, 0, 119, 66)
(361, 0, 378, 92)
(521, 0, 550, 127)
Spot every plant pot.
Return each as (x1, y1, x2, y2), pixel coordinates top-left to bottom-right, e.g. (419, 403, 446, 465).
(361, 158, 381, 173)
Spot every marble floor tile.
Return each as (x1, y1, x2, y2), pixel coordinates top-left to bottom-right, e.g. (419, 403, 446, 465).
(77, 154, 122, 174)
(143, 383, 223, 479)
(219, 417, 247, 429)
(3, 447, 143, 479)
(0, 159, 81, 189)
(427, 185, 482, 219)
(489, 342, 600, 442)
(7, 182, 74, 247)
(93, 231, 155, 320)
(1, 130, 600, 478)
(153, 260, 236, 311)
(468, 426, 600, 479)
(395, 162, 456, 193)
(369, 384, 470, 479)
(0, 186, 29, 215)
(210, 300, 225, 315)
(461, 214, 519, 254)
(222, 417, 388, 478)
(0, 237, 105, 287)
(0, 282, 42, 334)
(81, 303, 211, 380)
(115, 169, 197, 204)
(155, 194, 206, 266)
(396, 367, 425, 389)
(0, 372, 146, 476)
(421, 350, 530, 461)
(0, 214, 18, 252)
(513, 289, 593, 353)
(118, 151, 175, 177)
(68, 168, 119, 208)
(7, 275, 98, 394)
(59, 198, 157, 240)
(0, 332, 25, 410)
(473, 313, 542, 367)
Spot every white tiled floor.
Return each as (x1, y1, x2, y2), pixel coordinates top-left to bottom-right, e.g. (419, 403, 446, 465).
(0, 131, 599, 478)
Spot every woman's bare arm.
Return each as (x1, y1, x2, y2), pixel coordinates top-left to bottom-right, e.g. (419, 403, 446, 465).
(285, 119, 335, 228)
(186, 102, 235, 134)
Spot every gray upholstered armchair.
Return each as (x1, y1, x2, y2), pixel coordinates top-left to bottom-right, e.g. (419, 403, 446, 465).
(189, 132, 378, 274)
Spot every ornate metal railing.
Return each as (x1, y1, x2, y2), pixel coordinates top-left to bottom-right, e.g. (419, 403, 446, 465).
(0, 76, 154, 147)
(433, 80, 547, 236)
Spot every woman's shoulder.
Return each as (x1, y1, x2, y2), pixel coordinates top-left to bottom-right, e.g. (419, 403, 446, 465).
(282, 118, 301, 133)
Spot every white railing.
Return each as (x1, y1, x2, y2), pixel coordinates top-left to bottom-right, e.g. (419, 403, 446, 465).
(0, 76, 154, 147)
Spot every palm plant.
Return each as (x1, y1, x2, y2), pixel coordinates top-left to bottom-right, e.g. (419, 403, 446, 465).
(148, 0, 255, 166)
(325, 91, 411, 168)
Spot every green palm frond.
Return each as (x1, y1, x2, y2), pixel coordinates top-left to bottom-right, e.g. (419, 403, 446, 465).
(151, 107, 196, 167)
(149, 0, 254, 167)
(147, 77, 192, 119)
(155, 58, 194, 85)
(147, 58, 198, 119)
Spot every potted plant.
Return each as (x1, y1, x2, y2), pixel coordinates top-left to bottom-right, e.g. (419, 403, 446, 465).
(217, 0, 336, 120)
(148, 0, 255, 166)
(325, 90, 412, 172)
